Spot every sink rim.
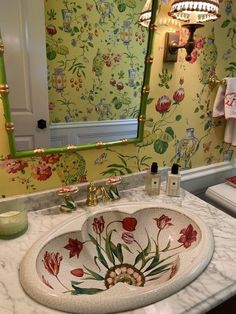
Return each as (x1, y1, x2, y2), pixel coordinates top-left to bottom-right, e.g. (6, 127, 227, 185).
(19, 202, 214, 314)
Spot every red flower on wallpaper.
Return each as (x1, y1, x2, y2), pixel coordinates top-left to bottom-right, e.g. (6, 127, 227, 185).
(64, 238, 84, 258)
(155, 95, 171, 113)
(42, 251, 63, 276)
(92, 216, 105, 234)
(154, 215, 173, 230)
(70, 268, 84, 277)
(79, 175, 88, 183)
(46, 24, 57, 36)
(173, 88, 185, 103)
(32, 162, 52, 181)
(121, 232, 134, 244)
(0, 155, 28, 174)
(195, 37, 205, 50)
(178, 224, 197, 248)
(42, 154, 60, 164)
(122, 217, 137, 232)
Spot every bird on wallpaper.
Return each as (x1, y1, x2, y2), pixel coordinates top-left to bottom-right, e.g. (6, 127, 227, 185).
(94, 152, 107, 165)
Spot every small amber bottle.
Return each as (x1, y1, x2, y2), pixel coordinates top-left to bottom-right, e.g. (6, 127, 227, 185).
(145, 162, 161, 196)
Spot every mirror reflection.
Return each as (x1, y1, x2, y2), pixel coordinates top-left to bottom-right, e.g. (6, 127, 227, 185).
(0, 0, 149, 150)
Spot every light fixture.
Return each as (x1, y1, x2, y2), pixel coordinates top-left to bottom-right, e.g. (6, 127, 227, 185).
(139, 0, 152, 28)
(164, 0, 220, 62)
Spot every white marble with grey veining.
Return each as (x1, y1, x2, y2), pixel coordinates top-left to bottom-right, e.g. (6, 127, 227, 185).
(0, 181, 236, 314)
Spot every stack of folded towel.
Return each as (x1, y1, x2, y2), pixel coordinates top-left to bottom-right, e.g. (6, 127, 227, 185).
(212, 77, 236, 146)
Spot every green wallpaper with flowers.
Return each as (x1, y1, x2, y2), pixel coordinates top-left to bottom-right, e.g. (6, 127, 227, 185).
(45, 0, 148, 123)
(0, 0, 235, 198)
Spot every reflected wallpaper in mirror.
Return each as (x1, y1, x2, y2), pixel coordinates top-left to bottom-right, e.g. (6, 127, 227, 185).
(45, 0, 148, 124)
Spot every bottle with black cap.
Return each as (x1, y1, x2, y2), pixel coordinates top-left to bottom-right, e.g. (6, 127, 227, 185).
(145, 162, 161, 196)
(166, 163, 181, 197)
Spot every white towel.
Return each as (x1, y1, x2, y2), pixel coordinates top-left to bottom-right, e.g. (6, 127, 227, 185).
(212, 77, 236, 146)
(224, 119, 236, 146)
(212, 83, 226, 118)
(224, 78, 236, 119)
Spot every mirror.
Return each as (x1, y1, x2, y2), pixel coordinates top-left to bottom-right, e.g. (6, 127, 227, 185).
(0, 0, 158, 158)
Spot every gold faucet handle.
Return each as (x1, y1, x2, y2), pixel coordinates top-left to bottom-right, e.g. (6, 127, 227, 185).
(98, 186, 111, 203)
(86, 182, 98, 206)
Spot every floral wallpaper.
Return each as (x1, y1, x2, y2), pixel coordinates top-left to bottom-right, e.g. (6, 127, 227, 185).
(0, 0, 235, 198)
(45, 0, 147, 123)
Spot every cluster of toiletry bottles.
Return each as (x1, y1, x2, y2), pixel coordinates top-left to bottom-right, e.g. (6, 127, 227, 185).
(145, 162, 181, 197)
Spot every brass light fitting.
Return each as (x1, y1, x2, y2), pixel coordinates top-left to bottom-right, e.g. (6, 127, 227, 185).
(164, 23, 204, 62)
(163, 0, 220, 62)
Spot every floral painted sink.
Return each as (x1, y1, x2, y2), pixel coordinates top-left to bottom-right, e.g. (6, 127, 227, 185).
(19, 202, 214, 314)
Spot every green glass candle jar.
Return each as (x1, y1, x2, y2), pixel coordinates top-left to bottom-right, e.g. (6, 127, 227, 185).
(0, 208, 28, 239)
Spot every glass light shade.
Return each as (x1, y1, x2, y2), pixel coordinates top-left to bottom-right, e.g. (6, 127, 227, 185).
(169, 0, 220, 23)
(139, 0, 152, 28)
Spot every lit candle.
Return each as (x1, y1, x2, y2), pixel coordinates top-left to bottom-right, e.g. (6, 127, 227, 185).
(0, 209, 28, 239)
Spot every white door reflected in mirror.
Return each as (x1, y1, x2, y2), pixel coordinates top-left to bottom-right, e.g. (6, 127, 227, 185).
(0, 0, 147, 150)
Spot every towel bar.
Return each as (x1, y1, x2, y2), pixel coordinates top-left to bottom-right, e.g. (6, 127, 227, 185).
(208, 76, 227, 89)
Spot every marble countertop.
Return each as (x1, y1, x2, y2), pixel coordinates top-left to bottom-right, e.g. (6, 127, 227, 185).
(1, 185, 236, 314)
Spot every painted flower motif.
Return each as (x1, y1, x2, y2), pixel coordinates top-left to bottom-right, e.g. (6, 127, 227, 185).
(155, 95, 171, 113)
(116, 82, 124, 91)
(92, 216, 105, 234)
(203, 141, 212, 153)
(178, 224, 197, 248)
(195, 37, 205, 50)
(154, 215, 173, 230)
(42, 275, 54, 289)
(173, 88, 185, 103)
(64, 238, 84, 258)
(121, 232, 134, 244)
(46, 24, 57, 36)
(189, 49, 198, 64)
(48, 102, 55, 111)
(79, 175, 88, 183)
(169, 264, 177, 279)
(42, 251, 63, 276)
(70, 268, 84, 277)
(42, 154, 60, 164)
(0, 155, 28, 174)
(113, 54, 121, 63)
(32, 162, 52, 181)
(122, 217, 137, 232)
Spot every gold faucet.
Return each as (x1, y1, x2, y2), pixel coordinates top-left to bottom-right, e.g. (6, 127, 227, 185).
(86, 182, 111, 206)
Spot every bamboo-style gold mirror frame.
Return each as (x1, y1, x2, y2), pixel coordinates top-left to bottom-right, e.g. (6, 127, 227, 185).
(0, 0, 158, 158)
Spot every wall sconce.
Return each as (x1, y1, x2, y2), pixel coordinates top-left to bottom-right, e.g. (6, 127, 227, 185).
(163, 0, 220, 62)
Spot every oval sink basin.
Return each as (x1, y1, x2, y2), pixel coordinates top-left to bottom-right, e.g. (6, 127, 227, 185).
(19, 202, 214, 314)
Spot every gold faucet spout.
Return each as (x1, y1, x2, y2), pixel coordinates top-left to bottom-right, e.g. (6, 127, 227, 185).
(86, 182, 111, 206)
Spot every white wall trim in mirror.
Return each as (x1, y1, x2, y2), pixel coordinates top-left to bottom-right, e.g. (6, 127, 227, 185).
(50, 119, 138, 147)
